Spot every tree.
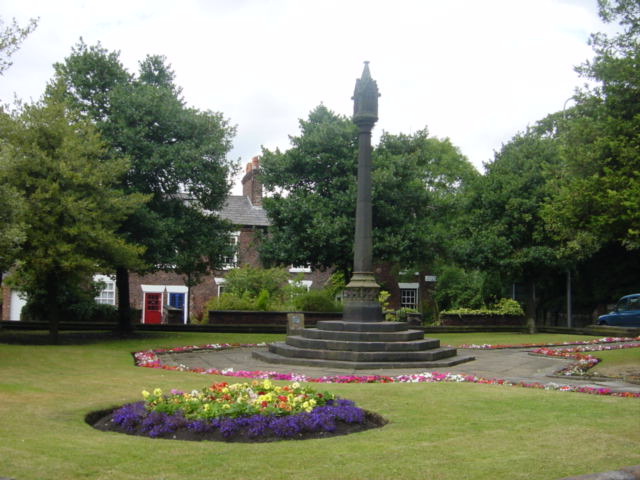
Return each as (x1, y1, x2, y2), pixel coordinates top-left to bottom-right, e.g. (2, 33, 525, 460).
(53, 41, 237, 331)
(0, 15, 38, 274)
(0, 83, 145, 342)
(542, 0, 640, 255)
(456, 122, 565, 329)
(259, 105, 476, 277)
(0, 16, 38, 75)
(259, 105, 357, 274)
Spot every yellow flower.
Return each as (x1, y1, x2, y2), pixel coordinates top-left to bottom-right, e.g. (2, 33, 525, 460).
(262, 379, 272, 390)
(141, 390, 150, 399)
(153, 388, 162, 397)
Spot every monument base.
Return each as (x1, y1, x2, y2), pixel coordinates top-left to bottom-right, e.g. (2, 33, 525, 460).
(342, 271, 383, 322)
(253, 319, 475, 370)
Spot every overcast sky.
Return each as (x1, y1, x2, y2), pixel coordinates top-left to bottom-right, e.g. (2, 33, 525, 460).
(1, 0, 611, 192)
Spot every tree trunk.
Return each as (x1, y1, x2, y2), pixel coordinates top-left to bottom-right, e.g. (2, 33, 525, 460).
(116, 267, 132, 336)
(525, 279, 537, 334)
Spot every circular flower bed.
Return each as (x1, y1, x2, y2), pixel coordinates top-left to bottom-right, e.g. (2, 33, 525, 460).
(89, 380, 386, 442)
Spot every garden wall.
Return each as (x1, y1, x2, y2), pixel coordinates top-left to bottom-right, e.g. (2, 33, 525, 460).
(439, 314, 525, 327)
(208, 310, 342, 328)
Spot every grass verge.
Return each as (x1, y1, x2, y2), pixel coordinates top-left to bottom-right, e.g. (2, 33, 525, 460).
(1, 330, 639, 480)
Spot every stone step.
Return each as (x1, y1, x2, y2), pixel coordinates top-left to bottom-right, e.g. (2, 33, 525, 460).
(252, 349, 476, 370)
(315, 320, 409, 332)
(267, 342, 458, 362)
(301, 328, 424, 343)
(286, 335, 440, 352)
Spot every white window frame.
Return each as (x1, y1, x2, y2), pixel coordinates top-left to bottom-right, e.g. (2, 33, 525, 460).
(94, 274, 116, 305)
(140, 284, 188, 324)
(288, 279, 312, 291)
(399, 282, 419, 309)
(222, 232, 240, 270)
(215, 277, 226, 296)
(289, 265, 311, 273)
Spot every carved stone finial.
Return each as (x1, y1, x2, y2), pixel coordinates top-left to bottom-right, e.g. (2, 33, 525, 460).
(352, 61, 380, 126)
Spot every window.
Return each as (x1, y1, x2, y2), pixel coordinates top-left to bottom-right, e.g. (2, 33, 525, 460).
(399, 282, 419, 309)
(288, 279, 312, 291)
(221, 232, 240, 269)
(169, 293, 185, 310)
(94, 275, 116, 305)
(215, 277, 226, 296)
(289, 265, 311, 273)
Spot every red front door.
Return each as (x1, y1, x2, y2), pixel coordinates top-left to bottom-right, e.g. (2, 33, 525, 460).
(144, 293, 163, 324)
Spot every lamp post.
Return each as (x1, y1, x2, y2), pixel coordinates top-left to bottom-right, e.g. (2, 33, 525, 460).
(342, 62, 383, 323)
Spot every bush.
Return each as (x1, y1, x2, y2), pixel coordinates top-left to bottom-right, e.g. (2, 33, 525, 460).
(206, 293, 263, 311)
(223, 266, 290, 301)
(290, 290, 342, 312)
(442, 298, 524, 316)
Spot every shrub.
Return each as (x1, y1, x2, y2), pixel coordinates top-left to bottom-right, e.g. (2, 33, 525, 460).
(291, 290, 342, 312)
(224, 266, 290, 301)
(206, 293, 258, 311)
(442, 298, 524, 316)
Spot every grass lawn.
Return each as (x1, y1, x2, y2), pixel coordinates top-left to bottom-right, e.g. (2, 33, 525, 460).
(589, 347, 640, 378)
(1, 330, 639, 480)
(433, 332, 605, 347)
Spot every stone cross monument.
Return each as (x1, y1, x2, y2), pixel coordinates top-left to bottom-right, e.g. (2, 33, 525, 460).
(252, 62, 474, 370)
(342, 61, 383, 323)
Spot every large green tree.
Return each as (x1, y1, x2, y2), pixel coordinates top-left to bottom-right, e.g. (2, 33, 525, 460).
(53, 42, 236, 330)
(456, 120, 565, 328)
(259, 104, 476, 277)
(0, 15, 38, 274)
(542, 0, 640, 255)
(0, 84, 145, 342)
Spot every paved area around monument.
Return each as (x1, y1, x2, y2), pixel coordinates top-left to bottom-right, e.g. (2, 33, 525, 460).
(157, 342, 640, 394)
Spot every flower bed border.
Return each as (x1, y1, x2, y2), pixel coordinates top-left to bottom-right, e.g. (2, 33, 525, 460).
(132, 337, 640, 399)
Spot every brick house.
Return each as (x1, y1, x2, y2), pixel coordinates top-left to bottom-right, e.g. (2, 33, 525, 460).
(2, 157, 432, 322)
(1, 157, 331, 323)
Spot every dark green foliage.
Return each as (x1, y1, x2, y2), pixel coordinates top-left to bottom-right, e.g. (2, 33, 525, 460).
(542, 1, 640, 255)
(290, 290, 342, 313)
(0, 85, 145, 340)
(259, 105, 477, 276)
(53, 41, 237, 330)
(433, 264, 503, 311)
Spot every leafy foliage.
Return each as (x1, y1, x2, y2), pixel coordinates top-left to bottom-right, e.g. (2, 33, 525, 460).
(52, 41, 237, 328)
(441, 298, 524, 317)
(542, 0, 640, 254)
(0, 16, 38, 75)
(259, 105, 477, 276)
(0, 84, 145, 339)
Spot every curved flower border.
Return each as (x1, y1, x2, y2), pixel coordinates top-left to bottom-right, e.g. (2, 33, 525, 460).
(132, 338, 640, 399)
(531, 342, 640, 376)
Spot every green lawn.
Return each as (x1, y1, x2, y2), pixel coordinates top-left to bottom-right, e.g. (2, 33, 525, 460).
(434, 331, 602, 347)
(589, 347, 640, 378)
(1, 330, 639, 480)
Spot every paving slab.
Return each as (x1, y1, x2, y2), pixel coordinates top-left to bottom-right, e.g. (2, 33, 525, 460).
(157, 344, 640, 394)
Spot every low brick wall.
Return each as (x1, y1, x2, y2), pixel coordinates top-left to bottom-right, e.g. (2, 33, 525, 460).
(440, 314, 525, 326)
(208, 310, 342, 327)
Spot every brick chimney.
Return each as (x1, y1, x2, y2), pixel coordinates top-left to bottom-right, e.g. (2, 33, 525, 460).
(242, 156, 262, 206)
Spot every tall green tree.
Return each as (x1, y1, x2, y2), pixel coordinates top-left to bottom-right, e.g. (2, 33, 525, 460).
(456, 121, 565, 328)
(0, 15, 38, 274)
(542, 0, 640, 255)
(53, 41, 236, 331)
(0, 84, 145, 342)
(259, 104, 476, 277)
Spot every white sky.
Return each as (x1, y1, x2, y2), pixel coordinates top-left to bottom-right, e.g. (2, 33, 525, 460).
(1, 0, 610, 192)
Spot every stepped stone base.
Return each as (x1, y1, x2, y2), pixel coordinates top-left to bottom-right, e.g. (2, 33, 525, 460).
(252, 319, 475, 370)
